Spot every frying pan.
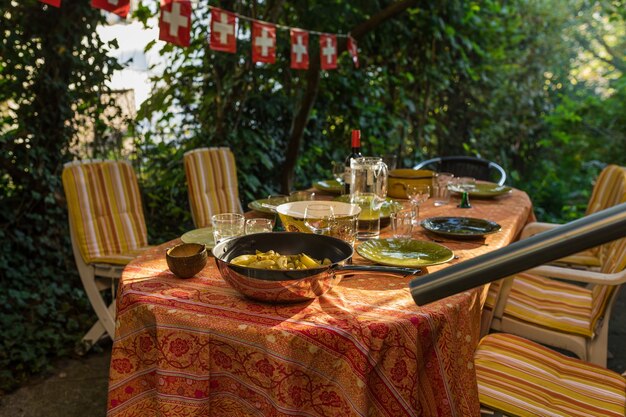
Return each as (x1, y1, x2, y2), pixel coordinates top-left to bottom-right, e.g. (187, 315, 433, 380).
(212, 232, 422, 303)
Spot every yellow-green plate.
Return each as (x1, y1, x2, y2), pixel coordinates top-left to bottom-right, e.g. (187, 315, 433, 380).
(356, 238, 454, 267)
(449, 182, 512, 198)
(181, 227, 215, 248)
(248, 196, 291, 214)
(313, 179, 342, 194)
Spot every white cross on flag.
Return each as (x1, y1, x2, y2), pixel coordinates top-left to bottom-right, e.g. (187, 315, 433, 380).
(210, 8, 237, 53)
(319, 34, 337, 70)
(290, 29, 309, 70)
(91, 0, 130, 18)
(252, 21, 276, 64)
(347, 36, 359, 68)
(159, 0, 191, 47)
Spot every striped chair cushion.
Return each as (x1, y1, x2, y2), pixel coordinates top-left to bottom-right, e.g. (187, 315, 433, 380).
(502, 273, 610, 337)
(184, 147, 243, 229)
(586, 164, 626, 215)
(63, 160, 150, 266)
(475, 333, 626, 417)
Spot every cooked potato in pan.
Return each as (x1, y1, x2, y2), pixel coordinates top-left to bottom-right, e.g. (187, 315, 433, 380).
(230, 250, 331, 270)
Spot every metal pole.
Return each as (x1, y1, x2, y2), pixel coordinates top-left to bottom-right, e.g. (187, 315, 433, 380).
(410, 202, 626, 305)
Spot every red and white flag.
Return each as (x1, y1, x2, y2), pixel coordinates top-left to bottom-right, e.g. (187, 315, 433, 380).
(210, 8, 236, 53)
(347, 36, 359, 68)
(252, 21, 276, 64)
(39, 0, 61, 7)
(319, 34, 337, 70)
(91, 0, 131, 19)
(290, 29, 309, 70)
(159, 0, 191, 47)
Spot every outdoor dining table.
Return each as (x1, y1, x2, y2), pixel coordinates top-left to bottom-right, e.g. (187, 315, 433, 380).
(106, 187, 534, 417)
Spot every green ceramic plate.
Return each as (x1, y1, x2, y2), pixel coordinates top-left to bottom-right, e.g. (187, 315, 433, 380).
(421, 216, 501, 238)
(181, 227, 215, 248)
(356, 238, 454, 267)
(448, 182, 512, 198)
(313, 179, 343, 194)
(248, 197, 290, 214)
(334, 195, 403, 218)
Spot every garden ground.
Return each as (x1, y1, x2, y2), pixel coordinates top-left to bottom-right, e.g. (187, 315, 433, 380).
(0, 289, 624, 417)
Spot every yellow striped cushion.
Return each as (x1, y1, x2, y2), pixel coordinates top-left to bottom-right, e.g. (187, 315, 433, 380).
(475, 333, 625, 417)
(62, 160, 150, 265)
(503, 273, 605, 337)
(184, 147, 243, 228)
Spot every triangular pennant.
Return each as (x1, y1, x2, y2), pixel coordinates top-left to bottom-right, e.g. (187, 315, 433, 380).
(91, 0, 131, 19)
(39, 0, 61, 7)
(159, 0, 192, 47)
(210, 8, 236, 53)
(347, 36, 359, 68)
(252, 21, 276, 64)
(290, 29, 309, 70)
(319, 34, 337, 70)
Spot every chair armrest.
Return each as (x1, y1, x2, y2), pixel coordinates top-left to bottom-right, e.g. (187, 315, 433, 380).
(520, 222, 560, 239)
(526, 264, 626, 285)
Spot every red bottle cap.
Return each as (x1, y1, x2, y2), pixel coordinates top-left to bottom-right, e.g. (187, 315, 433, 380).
(351, 130, 361, 147)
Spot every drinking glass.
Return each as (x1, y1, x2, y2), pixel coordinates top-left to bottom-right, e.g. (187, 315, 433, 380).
(328, 204, 360, 247)
(303, 204, 336, 235)
(390, 210, 414, 240)
(405, 184, 431, 224)
(455, 177, 476, 208)
(433, 172, 454, 207)
(212, 213, 245, 243)
(332, 161, 346, 186)
(289, 190, 316, 201)
(245, 218, 274, 235)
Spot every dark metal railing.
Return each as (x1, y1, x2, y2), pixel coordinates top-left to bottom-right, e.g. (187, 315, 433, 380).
(410, 202, 626, 305)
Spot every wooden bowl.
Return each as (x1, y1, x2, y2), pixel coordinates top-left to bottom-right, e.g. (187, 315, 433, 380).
(166, 243, 208, 278)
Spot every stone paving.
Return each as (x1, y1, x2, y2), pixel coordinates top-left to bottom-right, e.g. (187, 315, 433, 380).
(0, 289, 624, 417)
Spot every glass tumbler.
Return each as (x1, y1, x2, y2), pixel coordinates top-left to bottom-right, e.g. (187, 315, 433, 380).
(212, 213, 245, 243)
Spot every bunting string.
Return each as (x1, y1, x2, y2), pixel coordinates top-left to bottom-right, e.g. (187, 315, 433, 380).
(39, 0, 360, 70)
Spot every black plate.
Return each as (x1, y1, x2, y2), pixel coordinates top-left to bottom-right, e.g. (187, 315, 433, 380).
(421, 216, 501, 238)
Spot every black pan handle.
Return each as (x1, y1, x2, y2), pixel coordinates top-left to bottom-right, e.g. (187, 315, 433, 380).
(335, 264, 422, 278)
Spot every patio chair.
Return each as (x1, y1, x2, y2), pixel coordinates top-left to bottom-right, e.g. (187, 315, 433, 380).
(413, 156, 507, 185)
(521, 164, 626, 269)
(488, 234, 626, 366)
(62, 160, 153, 352)
(184, 147, 243, 229)
(475, 332, 625, 417)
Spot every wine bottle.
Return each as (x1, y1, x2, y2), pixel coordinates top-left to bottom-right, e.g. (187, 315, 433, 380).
(343, 129, 363, 195)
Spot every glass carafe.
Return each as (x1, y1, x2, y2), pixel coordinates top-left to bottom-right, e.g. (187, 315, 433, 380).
(349, 157, 388, 239)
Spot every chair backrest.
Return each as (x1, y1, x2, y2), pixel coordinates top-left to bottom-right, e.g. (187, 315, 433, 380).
(586, 164, 626, 215)
(62, 160, 149, 265)
(413, 156, 507, 185)
(184, 147, 243, 228)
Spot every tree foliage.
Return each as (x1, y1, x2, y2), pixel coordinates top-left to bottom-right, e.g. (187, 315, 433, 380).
(0, 0, 121, 392)
(0, 0, 624, 392)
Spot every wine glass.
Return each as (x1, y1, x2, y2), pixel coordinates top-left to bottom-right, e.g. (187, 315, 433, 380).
(332, 161, 346, 186)
(405, 184, 430, 224)
(304, 204, 336, 235)
(455, 177, 476, 208)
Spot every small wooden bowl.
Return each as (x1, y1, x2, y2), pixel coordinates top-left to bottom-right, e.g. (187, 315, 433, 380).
(166, 243, 208, 278)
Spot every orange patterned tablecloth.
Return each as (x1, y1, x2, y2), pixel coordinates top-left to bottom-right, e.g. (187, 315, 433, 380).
(107, 189, 534, 417)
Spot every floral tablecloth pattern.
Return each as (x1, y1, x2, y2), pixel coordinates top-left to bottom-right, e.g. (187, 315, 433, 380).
(108, 189, 534, 417)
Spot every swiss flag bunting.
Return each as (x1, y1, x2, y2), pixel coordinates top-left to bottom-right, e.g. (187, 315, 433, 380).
(319, 34, 337, 70)
(290, 29, 309, 70)
(252, 21, 276, 64)
(348, 36, 359, 68)
(210, 8, 237, 53)
(39, 0, 61, 7)
(91, 0, 131, 19)
(159, 0, 192, 47)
